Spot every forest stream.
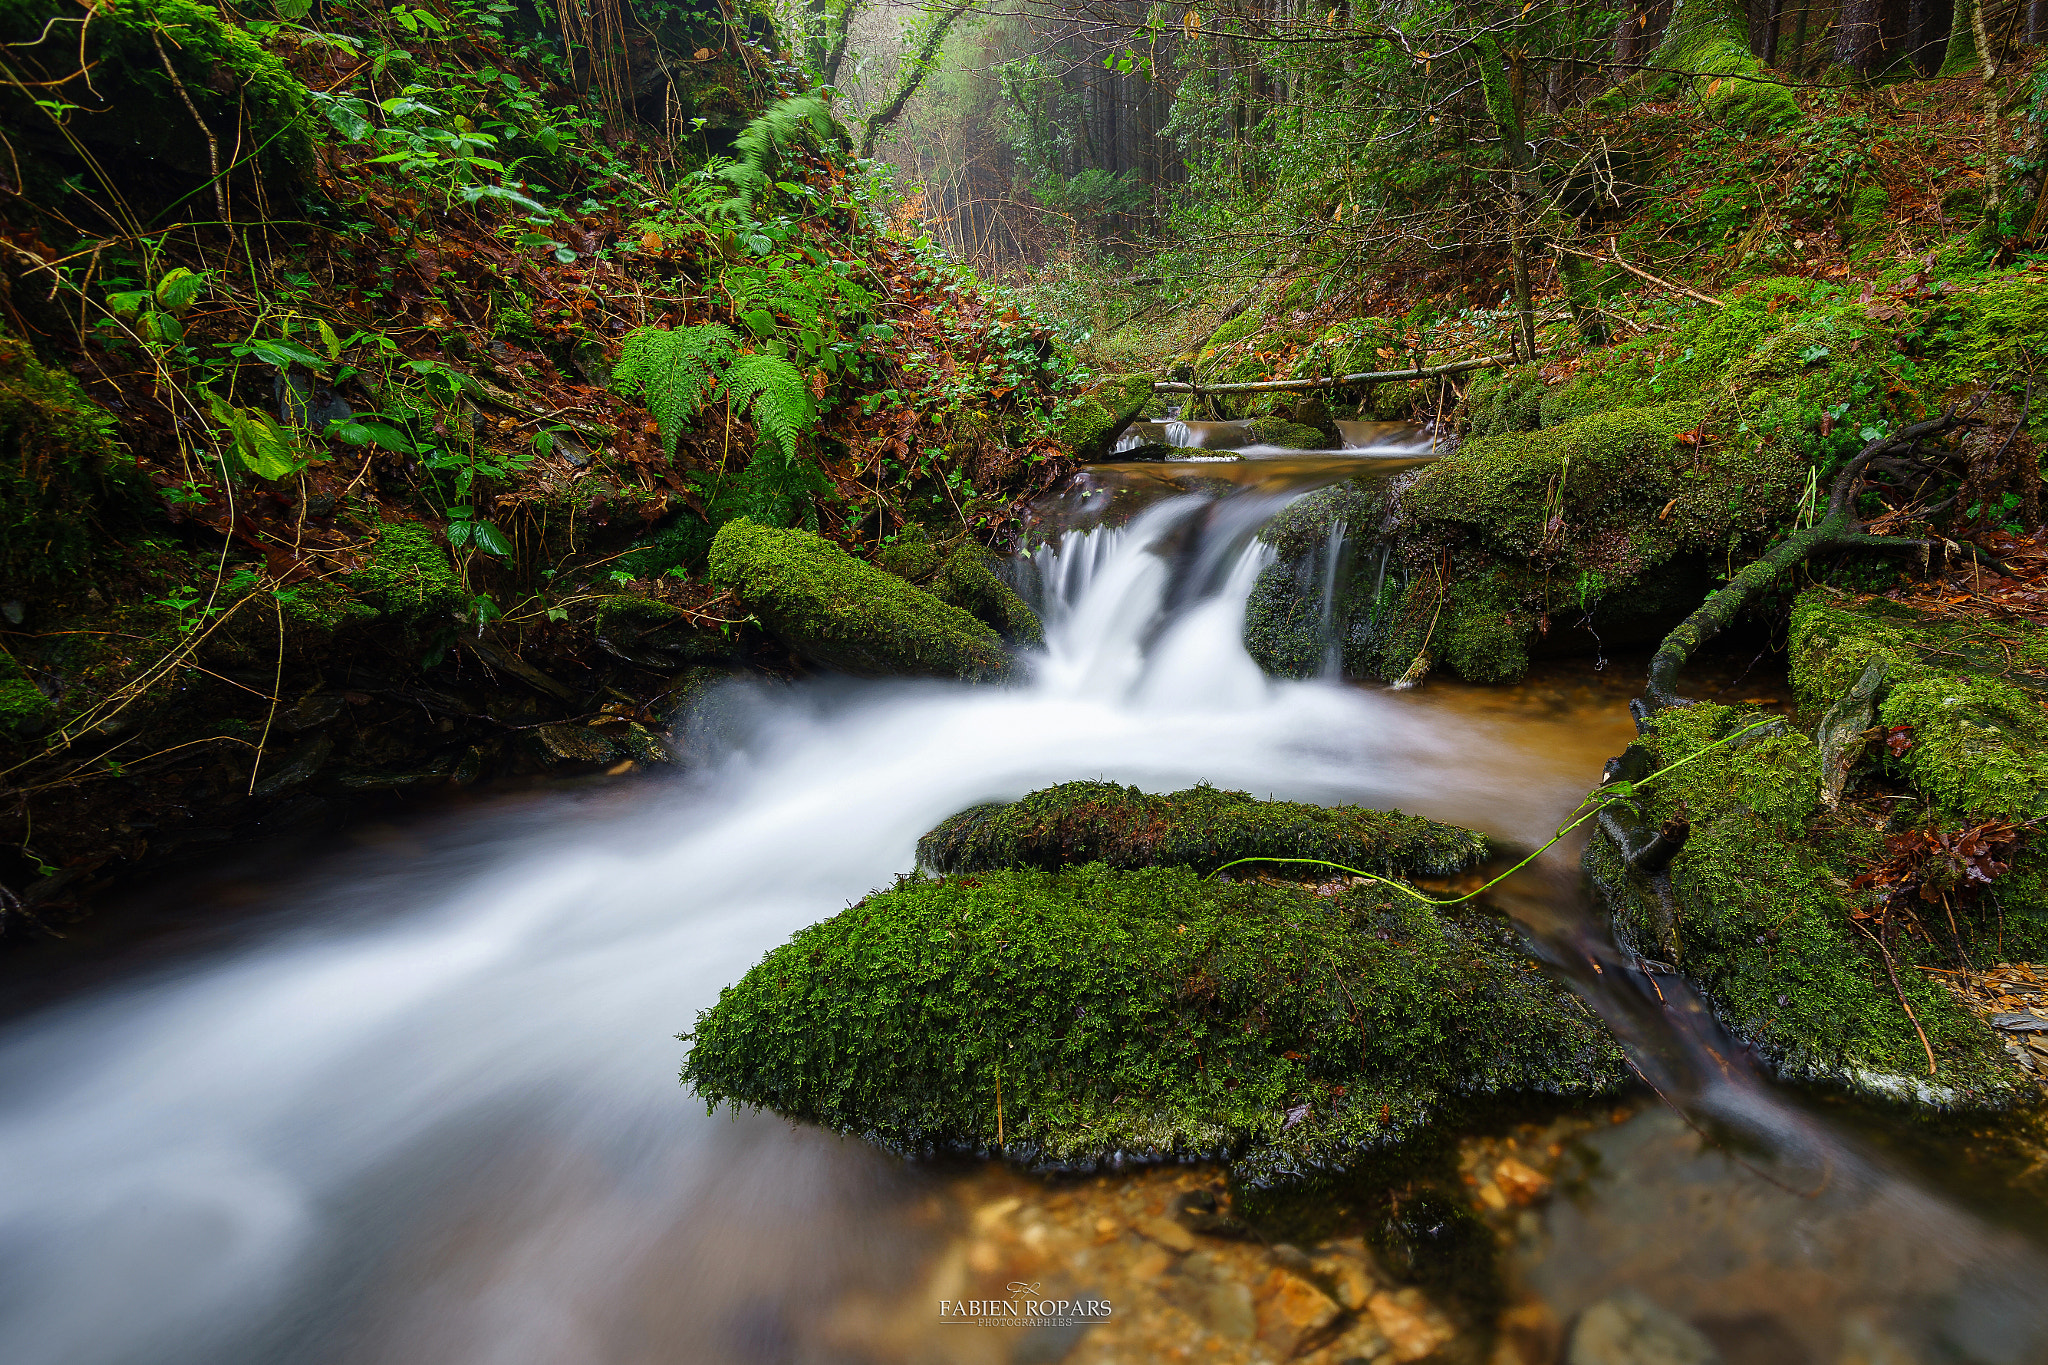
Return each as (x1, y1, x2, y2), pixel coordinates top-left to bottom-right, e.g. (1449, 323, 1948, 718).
(2, 443, 2045, 1365)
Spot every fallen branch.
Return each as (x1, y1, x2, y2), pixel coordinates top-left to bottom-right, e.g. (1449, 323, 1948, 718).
(1551, 239, 1726, 310)
(1152, 353, 1516, 394)
(1643, 404, 1982, 712)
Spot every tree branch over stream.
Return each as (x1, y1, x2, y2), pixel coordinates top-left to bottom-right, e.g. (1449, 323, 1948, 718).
(1643, 405, 1989, 712)
(1152, 354, 1517, 394)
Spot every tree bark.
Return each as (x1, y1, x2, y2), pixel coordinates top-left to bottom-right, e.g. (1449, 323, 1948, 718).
(859, 2, 970, 158)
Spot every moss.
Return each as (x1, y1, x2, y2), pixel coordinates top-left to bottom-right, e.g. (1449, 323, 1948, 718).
(0, 0, 315, 206)
(1880, 676, 2048, 824)
(683, 862, 1626, 1183)
(1373, 400, 1784, 683)
(0, 676, 53, 737)
(348, 522, 466, 622)
(876, 525, 941, 581)
(1652, 0, 1799, 134)
(1248, 417, 1328, 449)
(0, 331, 142, 585)
(708, 518, 1011, 680)
(1588, 703, 2027, 1109)
(1464, 367, 1544, 438)
(917, 780, 1488, 879)
(1844, 181, 1890, 239)
(1055, 373, 1154, 462)
(930, 544, 1043, 646)
(1367, 381, 1424, 421)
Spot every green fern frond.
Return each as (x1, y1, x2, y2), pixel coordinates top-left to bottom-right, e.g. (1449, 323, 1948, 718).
(613, 323, 738, 461)
(721, 352, 816, 462)
(718, 95, 839, 211)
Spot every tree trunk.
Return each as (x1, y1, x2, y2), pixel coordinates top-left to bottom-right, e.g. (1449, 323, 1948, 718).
(1477, 38, 1540, 362)
(859, 2, 970, 158)
(1837, 0, 1887, 68)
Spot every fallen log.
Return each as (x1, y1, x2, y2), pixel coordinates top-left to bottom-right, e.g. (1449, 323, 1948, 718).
(1152, 353, 1518, 394)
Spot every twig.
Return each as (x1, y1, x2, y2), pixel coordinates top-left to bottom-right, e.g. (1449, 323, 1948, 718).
(1551, 238, 1726, 309)
(1852, 916, 1937, 1076)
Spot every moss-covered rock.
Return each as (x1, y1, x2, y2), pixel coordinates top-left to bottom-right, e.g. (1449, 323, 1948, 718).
(708, 518, 1012, 680)
(0, 675, 54, 737)
(1586, 701, 2040, 1111)
(1248, 417, 1328, 449)
(1243, 480, 1402, 679)
(1055, 373, 1155, 462)
(917, 780, 1487, 878)
(683, 862, 1626, 1183)
(348, 522, 466, 622)
(930, 545, 1043, 646)
(1369, 401, 1783, 683)
(876, 525, 942, 582)
(0, 330, 142, 586)
(0, 0, 315, 208)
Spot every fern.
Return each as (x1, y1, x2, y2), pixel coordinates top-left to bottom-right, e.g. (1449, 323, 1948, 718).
(718, 95, 837, 212)
(612, 324, 738, 462)
(721, 352, 815, 461)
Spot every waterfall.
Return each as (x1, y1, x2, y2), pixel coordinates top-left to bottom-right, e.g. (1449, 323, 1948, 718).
(1316, 518, 1348, 678)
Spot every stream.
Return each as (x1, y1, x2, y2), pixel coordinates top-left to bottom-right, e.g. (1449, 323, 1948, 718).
(1, 447, 2045, 1365)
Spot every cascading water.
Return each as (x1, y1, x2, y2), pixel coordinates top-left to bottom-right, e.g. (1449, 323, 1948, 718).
(0, 468, 2044, 1365)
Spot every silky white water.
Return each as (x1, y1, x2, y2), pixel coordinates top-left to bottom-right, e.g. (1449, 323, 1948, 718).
(0, 483, 1507, 1365)
(1, 472, 2044, 1365)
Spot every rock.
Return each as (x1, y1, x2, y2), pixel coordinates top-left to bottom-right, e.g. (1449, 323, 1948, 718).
(1305, 1241, 1379, 1311)
(348, 521, 466, 622)
(1258, 1266, 1342, 1357)
(1815, 658, 1887, 809)
(683, 860, 1626, 1187)
(1301, 1320, 1394, 1365)
(1056, 373, 1155, 462)
(536, 724, 618, 764)
(1174, 1188, 1257, 1240)
(1493, 1156, 1551, 1205)
(251, 734, 333, 798)
(1568, 1290, 1721, 1365)
(931, 544, 1043, 646)
(282, 693, 346, 732)
(1369, 1287, 1458, 1363)
(1202, 1280, 1258, 1341)
(1250, 416, 1330, 449)
(917, 780, 1489, 880)
(708, 518, 1012, 682)
(1134, 1215, 1195, 1253)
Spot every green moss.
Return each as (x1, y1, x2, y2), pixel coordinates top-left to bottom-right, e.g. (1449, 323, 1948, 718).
(682, 862, 1626, 1183)
(708, 518, 1011, 680)
(1247, 417, 1327, 449)
(348, 522, 466, 622)
(0, 676, 53, 736)
(1651, 0, 1799, 134)
(1589, 703, 2027, 1109)
(1055, 373, 1154, 462)
(1372, 400, 1782, 683)
(1844, 181, 1889, 239)
(917, 780, 1487, 878)
(1367, 381, 1424, 421)
(0, 0, 315, 205)
(930, 545, 1043, 646)
(1880, 676, 2048, 824)
(876, 526, 941, 582)
(0, 331, 141, 585)
(1464, 367, 1544, 438)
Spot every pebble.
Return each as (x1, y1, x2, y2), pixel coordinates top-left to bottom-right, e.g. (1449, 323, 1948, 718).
(1256, 1266, 1342, 1356)
(1568, 1289, 1722, 1365)
(1369, 1287, 1458, 1362)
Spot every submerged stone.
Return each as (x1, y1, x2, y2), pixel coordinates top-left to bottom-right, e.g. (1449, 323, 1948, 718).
(682, 862, 1627, 1186)
(916, 780, 1487, 879)
(708, 518, 1012, 681)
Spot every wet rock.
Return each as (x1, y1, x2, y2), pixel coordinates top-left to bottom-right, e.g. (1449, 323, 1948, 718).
(1368, 1287, 1458, 1362)
(536, 724, 619, 764)
(708, 518, 1012, 682)
(1301, 1319, 1394, 1364)
(1135, 1214, 1195, 1254)
(1493, 1156, 1551, 1205)
(1257, 1266, 1342, 1356)
(251, 735, 333, 798)
(1249, 416, 1329, 449)
(281, 693, 346, 732)
(1174, 1187, 1258, 1240)
(918, 780, 1488, 880)
(931, 544, 1043, 647)
(1057, 373, 1154, 463)
(1568, 1290, 1721, 1365)
(1201, 1279, 1258, 1340)
(684, 862, 1626, 1184)
(1304, 1240, 1379, 1312)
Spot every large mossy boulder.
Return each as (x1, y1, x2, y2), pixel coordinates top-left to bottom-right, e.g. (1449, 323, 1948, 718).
(683, 861, 1627, 1185)
(930, 544, 1043, 647)
(708, 518, 1012, 681)
(918, 780, 1486, 878)
(1587, 686, 2045, 1112)
(1055, 373, 1155, 463)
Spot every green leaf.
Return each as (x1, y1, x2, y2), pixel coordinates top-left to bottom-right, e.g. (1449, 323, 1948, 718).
(105, 290, 152, 318)
(244, 338, 328, 370)
(155, 268, 205, 314)
(310, 91, 374, 142)
(471, 522, 514, 556)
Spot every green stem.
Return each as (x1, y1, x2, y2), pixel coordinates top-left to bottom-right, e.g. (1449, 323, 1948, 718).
(1206, 719, 1778, 905)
